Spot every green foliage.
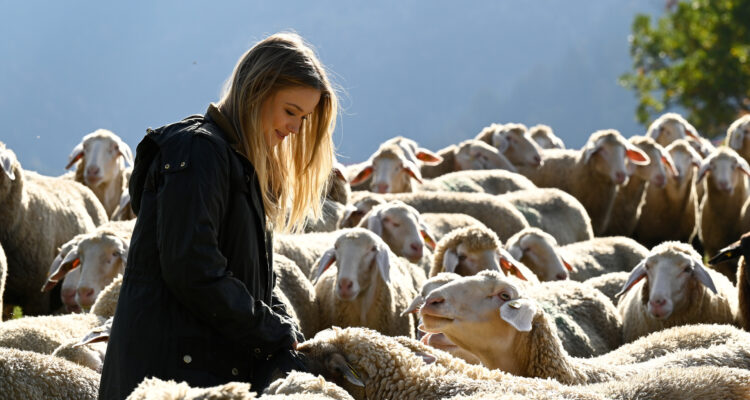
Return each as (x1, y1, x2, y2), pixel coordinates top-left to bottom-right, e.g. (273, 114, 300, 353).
(620, 0, 750, 138)
(12, 306, 23, 319)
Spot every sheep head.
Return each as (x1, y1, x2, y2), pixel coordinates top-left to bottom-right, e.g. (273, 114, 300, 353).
(581, 129, 650, 185)
(616, 242, 717, 320)
(67, 129, 133, 187)
(360, 201, 435, 262)
(665, 139, 702, 186)
(727, 115, 750, 151)
(505, 228, 571, 281)
(696, 147, 750, 194)
(454, 139, 516, 171)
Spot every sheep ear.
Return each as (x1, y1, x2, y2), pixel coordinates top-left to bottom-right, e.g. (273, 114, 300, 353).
(691, 259, 718, 294)
(443, 249, 460, 273)
(737, 159, 750, 178)
(403, 161, 423, 184)
(708, 241, 742, 265)
(42, 249, 81, 292)
(419, 223, 437, 251)
(508, 242, 524, 261)
(66, 143, 85, 170)
(696, 159, 712, 182)
(499, 298, 537, 332)
(625, 144, 650, 165)
(375, 244, 391, 284)
(112, 191, 132, 220)
(498, 250, 530, 281)
(0, 149, 16, 181)
(75, 321, 112, 347)
(582, 140, 602, 164)
(661, 153, 679, 177)
(401, 295, 424, 317)
(312, 248, 336, 284)
(729, 130, 744, 150)
(116, 238, 129, 266)
(349, 165, 373, 185)
(332, 162, 347, 182)
(561, 255, 574, 272)
(615, 261, 647, 298)
(328, 355, 365, 388)
(415, 148, 443, 165)
(365, 210, 383, 237)
(491, 132, 510, 153)
(115, 138, 134, 166)
(339, 205, 363, 229)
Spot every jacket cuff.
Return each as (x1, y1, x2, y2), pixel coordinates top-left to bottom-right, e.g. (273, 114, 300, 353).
(248, 325, 297, 360)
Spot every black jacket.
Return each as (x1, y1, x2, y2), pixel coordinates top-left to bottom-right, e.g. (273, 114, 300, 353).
(99, 106, 302, 399)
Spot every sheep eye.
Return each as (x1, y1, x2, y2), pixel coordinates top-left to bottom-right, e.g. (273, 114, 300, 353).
(391, 222, 400, 228)
(683, 266, 691, 273)
(499, 292, 511, 301)
(458, 254, 467, 261)
(371, 246, 377, 252)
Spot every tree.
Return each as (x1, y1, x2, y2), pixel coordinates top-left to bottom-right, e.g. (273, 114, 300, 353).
(620, 0, 750, 138)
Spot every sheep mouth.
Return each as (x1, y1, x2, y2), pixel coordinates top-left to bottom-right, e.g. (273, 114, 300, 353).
(421, 314, 455, 330)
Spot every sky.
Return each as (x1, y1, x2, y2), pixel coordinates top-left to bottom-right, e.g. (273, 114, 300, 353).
(0, 1, 664, 175)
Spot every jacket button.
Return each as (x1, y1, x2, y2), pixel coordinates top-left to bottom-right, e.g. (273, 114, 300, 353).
(245, 175, 250, 183)
(180, 161, 186, 167)
(254, 348, 261, 354)
(231, 368, 239, 376)
(164, 163, 171, 170)
(183, 355, 192, 364)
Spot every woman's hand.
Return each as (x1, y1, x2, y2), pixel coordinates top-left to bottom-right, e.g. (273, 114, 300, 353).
(292, 340, 298, 350)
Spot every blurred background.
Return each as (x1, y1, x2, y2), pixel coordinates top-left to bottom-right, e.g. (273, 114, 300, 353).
(2, 0, 746, 175)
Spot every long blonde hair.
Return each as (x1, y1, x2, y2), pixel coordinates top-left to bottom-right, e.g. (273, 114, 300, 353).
(218, 32, 338, 233)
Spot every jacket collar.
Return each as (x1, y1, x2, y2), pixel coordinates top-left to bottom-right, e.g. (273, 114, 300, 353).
(205, 103, 243, 154)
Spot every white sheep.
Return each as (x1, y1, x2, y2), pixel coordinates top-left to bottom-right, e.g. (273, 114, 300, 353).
(499, 188, 593, 245)
(633, 139, 703, 248)
(348, 137, 442, 193)
(51, 317, 111, 372)
(357, 201, 437, 265)
(419, 212, 486, 243)
(299, 326, 748, 400)
(42, 219, 135, 311)
(517, 129, 650, 235)
(349, 191, 530, 243)
(311, 229, 424, 338)
(66, 128, 134, 218)
(0, 313, 105, 354)
(419, 271, 750, 385)
(273, 254, 319, 338)
(529, 124, 565, 150)
(420, 139, 517, 179)
(474, 122, 543, 168)
(505, 228, 648, 282)
(429, 226, 538, 285)
(0, 141, 108, 315)
(696, 146, 750, 261)
(646, 112, 700, 147)
(616, 241, 738, 342)
(0, 347, 101, 399)
(726, 114, 750, 165)
(421, 169, 536, 195)
(263, 371, 354, 400)
(337, 196, 385, 229)
(603, 136, 676, 236)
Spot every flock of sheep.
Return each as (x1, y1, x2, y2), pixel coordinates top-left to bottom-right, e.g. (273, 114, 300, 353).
(1, 113, 750, 399)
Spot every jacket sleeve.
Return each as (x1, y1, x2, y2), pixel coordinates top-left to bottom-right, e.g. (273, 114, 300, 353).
(155, 135, 296, 356)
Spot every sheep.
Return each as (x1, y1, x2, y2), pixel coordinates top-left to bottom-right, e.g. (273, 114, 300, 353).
(474, 123, 543, 168)
(697, 146, 750, 281)
(420, 139, 517, 179)
(506, 228, 648, 282)
(708, 233, 750, 330)
(348, 137, 442, 193)
(305, 162, 351, 233)
(499, 188, 593, 245)
(633, 139, 703, 248)
(67, 128, 134, 218)
(0, 347, 101, 400)
(726, 114, 750, 164)
(420, 213, 486, 243)
(51, 317, 111, 372)
(646, 112, 701, 148)
(273, 254, 319, 338)
(0, 141, 108, 315)
(41, 219, 135, 311)
(311, 229, 424, 338)
(615, 241, 738, 342)
(429, 226, 538, 285)
(517, 129, 650, 235)
(0, 313, 105, 354)
(583, 272, 629, 304)
(348, 191, 530, 243)
(337, 196, 385, 229)
(529, 124, 565, 150)
(603, 136, 676, 236)
(263, 371, 355, 400)
(421, 169, 536, 195)
(419, 270, 750, 385)
(90, 273, 122, 318)
(300, 326, 749, 400)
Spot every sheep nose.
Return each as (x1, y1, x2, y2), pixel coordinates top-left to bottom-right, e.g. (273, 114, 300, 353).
(375, 183, 389, 193)
(338, 278, 353, 291)
(61, 288, 76, 303)
(86, 166, 100, 176)
(77, 287, 96, 306)
(614, 171, 626, 183)
(649, 298, 667, 308)
(556, 272, 568, 280)
(533, 155, 541, 165)
(718, 181, 731, 191)
(654, 175, 666, 187)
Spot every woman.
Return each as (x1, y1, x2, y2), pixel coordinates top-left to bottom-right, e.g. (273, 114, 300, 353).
(99, 32, 338, 399)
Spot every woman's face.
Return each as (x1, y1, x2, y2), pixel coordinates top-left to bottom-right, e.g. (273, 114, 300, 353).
(260, 86, 321, 148)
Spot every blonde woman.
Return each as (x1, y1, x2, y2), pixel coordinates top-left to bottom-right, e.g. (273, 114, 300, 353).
(100, 32, 337, 398)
